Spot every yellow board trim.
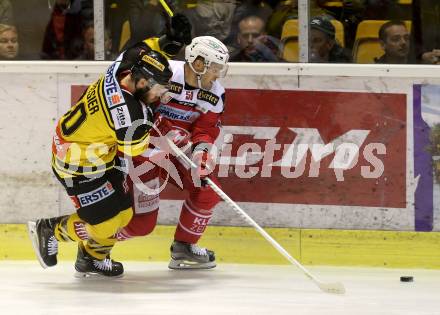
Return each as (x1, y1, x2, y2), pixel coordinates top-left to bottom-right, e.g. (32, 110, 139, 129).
(2, 224, 440, 269)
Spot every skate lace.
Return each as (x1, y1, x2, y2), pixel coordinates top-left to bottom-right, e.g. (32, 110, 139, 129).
(93, 258, 112, 271)
(48, 236, 58, 255)
(190, 244, 207, 256)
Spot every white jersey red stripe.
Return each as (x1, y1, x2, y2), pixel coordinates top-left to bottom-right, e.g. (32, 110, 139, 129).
(155, 60, 225, 146)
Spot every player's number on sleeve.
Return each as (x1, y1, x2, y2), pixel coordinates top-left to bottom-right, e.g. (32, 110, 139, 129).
(61, 102, 87, 136)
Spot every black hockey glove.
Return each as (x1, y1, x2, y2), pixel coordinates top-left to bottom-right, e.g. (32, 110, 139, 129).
(169, 13, 192, 45)
(158, 14, 192, 56)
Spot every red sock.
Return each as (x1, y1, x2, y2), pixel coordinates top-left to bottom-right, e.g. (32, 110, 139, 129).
(174, 201, 213, 243)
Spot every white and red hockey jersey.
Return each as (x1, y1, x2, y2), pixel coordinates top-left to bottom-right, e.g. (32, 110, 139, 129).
(156, 60, 225, 146)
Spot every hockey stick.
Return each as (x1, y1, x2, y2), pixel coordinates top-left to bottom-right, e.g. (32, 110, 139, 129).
(165, 138, 345, 294)
(159, 0, 174, 17)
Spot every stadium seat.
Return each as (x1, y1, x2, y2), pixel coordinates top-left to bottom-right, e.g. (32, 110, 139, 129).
(119, 20, 131, 51)
(281, 19, 345, 62)
(320, 1, 343, 8)
(353, 20, 411, 63)
(281, 19, 299, 62)
(331, 19, 345, 47)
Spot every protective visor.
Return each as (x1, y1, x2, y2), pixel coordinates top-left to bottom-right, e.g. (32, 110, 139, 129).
(206, 62, 229, 78)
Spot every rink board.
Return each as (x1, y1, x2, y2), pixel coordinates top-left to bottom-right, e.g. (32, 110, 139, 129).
(2, 224, 440, 269)
(1, 62, 440, 232)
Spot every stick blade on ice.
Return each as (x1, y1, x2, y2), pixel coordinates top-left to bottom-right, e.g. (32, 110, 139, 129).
(318, 282, 346, 295)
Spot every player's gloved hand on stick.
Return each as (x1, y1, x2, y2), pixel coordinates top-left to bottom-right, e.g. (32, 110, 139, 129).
(151, 115, 191, 150)
(150, 114, 172, 138)
(191, 143, 216, 180)
(168, 13, 192, 45)
(159, 13, 192, 56)
(166, 127, 191, 149)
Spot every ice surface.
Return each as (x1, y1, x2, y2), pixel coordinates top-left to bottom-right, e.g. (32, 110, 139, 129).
(0, 261, 439, 315)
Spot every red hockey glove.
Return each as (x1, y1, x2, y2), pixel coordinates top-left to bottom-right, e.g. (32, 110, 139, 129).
(150, 115, 173, 138)
(150, 115, 191, 152)
(166, 127, 191, 148)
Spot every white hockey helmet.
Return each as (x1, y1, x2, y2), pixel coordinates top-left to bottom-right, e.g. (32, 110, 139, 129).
(185, 36, 229, 78)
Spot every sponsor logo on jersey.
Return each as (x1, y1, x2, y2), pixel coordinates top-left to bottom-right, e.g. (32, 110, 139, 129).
(77, 181, 115, 207)
(104, 62, 124, 108)
(142, 54, 165, 71)
(169, 81, 183, 94)
(174, 99, 196, 107)
(197, 90, 219, 105)
(69, 195, 80, 209)
(157, 105, 198, 122)
(73, 221, 88, 240)
(111, 94, 121, 104)
(138, 193, 158, 209)
(134, 178, 159, 214)
(110, 105, 132, 130)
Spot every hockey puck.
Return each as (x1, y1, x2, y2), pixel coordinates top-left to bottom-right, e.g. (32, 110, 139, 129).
(400, 276, 414, 282)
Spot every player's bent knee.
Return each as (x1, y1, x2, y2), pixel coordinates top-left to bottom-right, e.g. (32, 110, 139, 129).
(124, 211, 158, 237)
(193, 188, 221, 210)
(86, 208, 134, 240)
(119, 207, 134, 228)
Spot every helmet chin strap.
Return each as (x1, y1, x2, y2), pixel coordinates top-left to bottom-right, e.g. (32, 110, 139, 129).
(196, 74, 202, 89)
(188, 62, 206, 89)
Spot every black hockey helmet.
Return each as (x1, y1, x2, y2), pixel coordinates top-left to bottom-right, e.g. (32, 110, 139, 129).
(133, 49, 172, 86)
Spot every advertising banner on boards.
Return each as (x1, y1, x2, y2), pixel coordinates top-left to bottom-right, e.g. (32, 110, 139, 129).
(413, 84, 440, 231)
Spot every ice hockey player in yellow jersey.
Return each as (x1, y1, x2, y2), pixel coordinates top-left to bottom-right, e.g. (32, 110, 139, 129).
(27, 13, 192, 278)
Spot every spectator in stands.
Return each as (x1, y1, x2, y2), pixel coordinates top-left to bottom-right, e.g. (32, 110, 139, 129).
(0, 0, 13, 25)
(107, 1, 129, 55)
(230, 15, 280, 62)
(123, 0, 167, 50)
(321, 0, 401, 49)
(0, 23, 18, 59)
(375, 20, 410, 64)
(225, 0, 272, 46)
(412, 0, 440, 64)
(41, 0, 90, 59)
(184, 0, 236, 42)
(421, 50, 440, 65)
(310, 16, 351, 63)
(266, 0, 329, 39)
(75, 21, 114, 60)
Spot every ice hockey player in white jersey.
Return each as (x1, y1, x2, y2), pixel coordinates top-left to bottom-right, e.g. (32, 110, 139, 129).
(116, 36, 229, 270)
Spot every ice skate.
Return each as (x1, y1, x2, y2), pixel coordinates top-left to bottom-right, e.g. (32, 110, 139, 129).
(168, 241, 216, 270)
(74, 244, 124, 278)
(27, 218, 59, 268)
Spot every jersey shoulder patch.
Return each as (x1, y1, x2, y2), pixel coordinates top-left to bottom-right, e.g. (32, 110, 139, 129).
(110, 90, 148, 130)
(110, 105, 132, 130)
(196, 81, 225, 114)
(168, 61, 185, 95)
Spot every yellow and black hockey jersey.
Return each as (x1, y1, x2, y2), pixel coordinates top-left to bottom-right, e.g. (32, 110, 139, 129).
(52, 54, 153, 178)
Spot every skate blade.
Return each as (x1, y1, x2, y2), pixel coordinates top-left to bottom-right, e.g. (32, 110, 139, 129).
(27, 221, 49, 269)
(74, 271, 124, 279)
(168, 259, 216, 270)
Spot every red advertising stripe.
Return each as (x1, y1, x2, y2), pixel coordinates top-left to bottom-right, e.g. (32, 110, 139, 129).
(163, 89, 407, 208)
(72, 86, 407, 208)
